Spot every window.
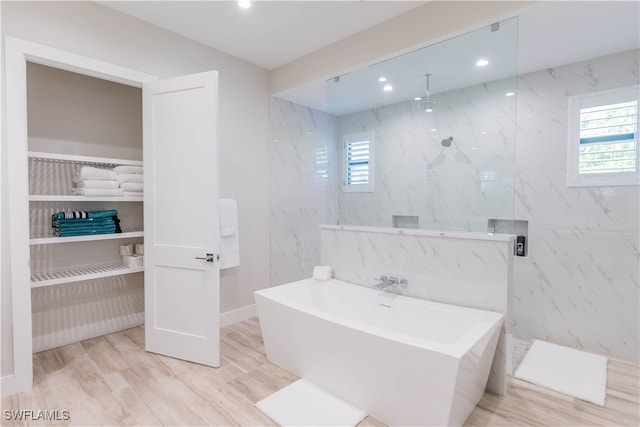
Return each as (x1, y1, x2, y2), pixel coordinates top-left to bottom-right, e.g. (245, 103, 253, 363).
(343, 130, 374, 192)
(567, 85, 639, 186)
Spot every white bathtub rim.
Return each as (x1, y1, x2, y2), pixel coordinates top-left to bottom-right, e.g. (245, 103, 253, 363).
(255, 278, 504, 359)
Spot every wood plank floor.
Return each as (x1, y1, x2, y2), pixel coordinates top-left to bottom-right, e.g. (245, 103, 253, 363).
(2, 318, 638, 426)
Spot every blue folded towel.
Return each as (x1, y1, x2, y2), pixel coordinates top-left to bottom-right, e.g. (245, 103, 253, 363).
(54, 229, 117, 237)
(51, 210, 118, 222)
(52, 210, 122, 237)
(56, 225, 116, 233)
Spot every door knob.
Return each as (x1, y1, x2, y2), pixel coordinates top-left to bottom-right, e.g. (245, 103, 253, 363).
(195, 253, 215, 262)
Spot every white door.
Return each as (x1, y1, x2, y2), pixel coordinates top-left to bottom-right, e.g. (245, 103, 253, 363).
(143, 71, 220, 367)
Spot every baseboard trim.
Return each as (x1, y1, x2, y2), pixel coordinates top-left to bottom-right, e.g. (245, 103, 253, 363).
(1, 374, 17, 397)
(220, 304, 257, 327)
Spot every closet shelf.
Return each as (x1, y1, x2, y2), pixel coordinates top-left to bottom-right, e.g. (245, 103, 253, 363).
(29, 195, 143, 202)
(30, 231, 144, 245)
(31, 264, 144, 288)
(28, 151, 143, 166)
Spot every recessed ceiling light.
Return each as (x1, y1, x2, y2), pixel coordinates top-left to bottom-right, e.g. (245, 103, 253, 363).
(378, 77, 387, 82)
(414, 97, 422, 101)
(476, 59, 489, 67)
(481, 131, 487, 135)
(425, 108, 433, 112)
(238, 0, 251, 9)
(505, 91, 515, 97)
(430, 128, 437, 132)
(383, 85, 393, 91)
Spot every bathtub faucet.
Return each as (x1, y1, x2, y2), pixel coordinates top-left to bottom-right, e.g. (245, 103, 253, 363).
(374, 275, 398, 289)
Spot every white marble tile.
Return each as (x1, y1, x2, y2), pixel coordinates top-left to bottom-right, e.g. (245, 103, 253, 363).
(270, 99, 338, 285)
(513, 49, 640, 362)
(335, 77, 517, 231)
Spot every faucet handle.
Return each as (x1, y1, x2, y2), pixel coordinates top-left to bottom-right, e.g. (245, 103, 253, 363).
(389, 276, 398, 283)
(378, 275, 388, 281)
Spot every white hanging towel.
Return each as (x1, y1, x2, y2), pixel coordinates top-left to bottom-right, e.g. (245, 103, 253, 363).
(219, 198, 238, 237)
(219, 198, 239, 269)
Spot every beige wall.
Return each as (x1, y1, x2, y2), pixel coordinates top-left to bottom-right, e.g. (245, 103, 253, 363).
(1, 0, 270, 378)
(27, 62, 143, 159)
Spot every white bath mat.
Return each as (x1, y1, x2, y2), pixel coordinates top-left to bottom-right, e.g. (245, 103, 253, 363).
(514, 339, 608, 406)
(255, 379, 367, 427)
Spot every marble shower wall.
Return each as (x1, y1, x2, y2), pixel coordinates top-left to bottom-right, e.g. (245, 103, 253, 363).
(270, 49, 639, 362)
(270, 99, 339, 285)
(336, 77, 517, 231)
(513, 49, 639, 362)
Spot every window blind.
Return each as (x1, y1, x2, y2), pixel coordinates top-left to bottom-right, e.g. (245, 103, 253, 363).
(579, 100, 637, 174)
(346, 140, 370, 185)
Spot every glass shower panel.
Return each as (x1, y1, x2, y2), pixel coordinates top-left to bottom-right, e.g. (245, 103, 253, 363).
(326, 18, 518, 232)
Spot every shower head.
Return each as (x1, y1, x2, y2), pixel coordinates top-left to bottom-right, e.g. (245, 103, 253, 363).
(420, 99, 436, 111)
(441, 136, 453, 147)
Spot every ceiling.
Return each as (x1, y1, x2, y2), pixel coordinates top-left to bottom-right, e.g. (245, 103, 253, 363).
(99, 0, 427, 70)
(99, 1, 639, 114)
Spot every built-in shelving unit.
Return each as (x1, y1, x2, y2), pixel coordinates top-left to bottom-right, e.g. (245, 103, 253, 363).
(29, 195, 144, 202)
(31, 264, 145, 288)
(30, 231, 144, 245)
(28, 151, 143, 166)
(28, 151, 144, 289)
(4, 54, 151, 378)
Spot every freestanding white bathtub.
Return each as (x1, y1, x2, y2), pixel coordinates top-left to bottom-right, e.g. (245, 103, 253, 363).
(255, 278, 504, 427)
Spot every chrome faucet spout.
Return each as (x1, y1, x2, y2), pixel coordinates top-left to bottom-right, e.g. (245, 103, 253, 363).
(374, 276, 398, 289)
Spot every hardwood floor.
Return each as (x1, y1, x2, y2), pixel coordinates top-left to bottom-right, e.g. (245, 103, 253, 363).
(2, 318, 638, 426)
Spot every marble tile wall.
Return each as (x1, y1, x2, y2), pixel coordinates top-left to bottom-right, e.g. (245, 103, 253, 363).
(335, 77, 517, 231)
(269, 99, 338, 285)
(513, 49, 639, 362)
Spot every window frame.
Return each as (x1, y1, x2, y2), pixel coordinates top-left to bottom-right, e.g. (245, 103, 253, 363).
(343, 130, 375, 193)
(567, 85, 640, 187)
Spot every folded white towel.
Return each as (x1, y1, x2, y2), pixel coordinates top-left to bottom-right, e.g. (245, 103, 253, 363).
(219, 198, 238, 237)
(75, 179, 119, 189)
(72, 188, 123, 197)
(313, 266, 333, 281)
(114, 165, 143, 174)
(117, 174, 144, 184)
(120, 182, 143, 192)
(123, 191, 144, 197)
(72, 166, 117, 182)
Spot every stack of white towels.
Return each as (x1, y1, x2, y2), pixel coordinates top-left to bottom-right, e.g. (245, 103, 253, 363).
(71, 165, 143, 197)
(114, 165, 144, 196)
(72, 166, 121, 196)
